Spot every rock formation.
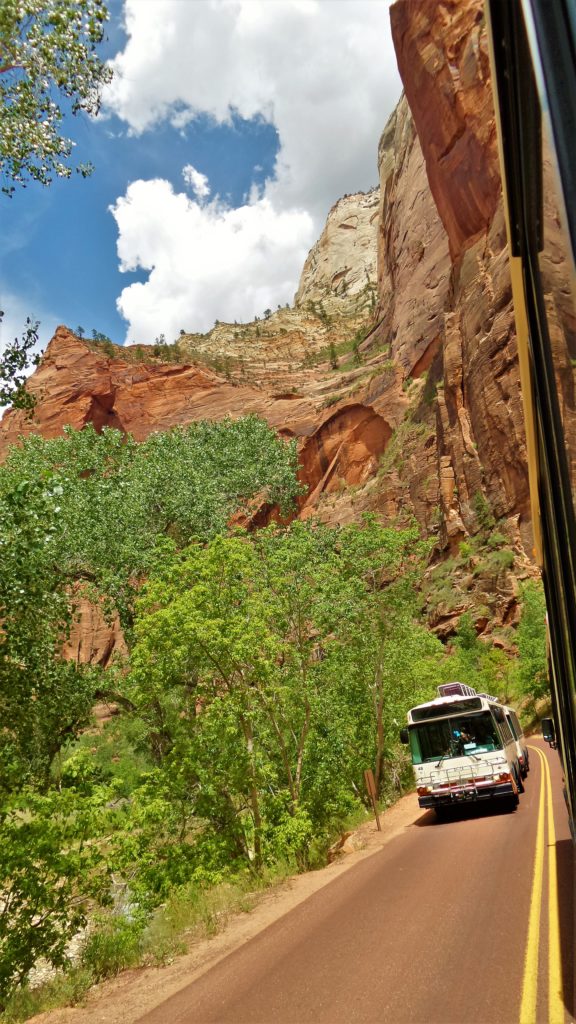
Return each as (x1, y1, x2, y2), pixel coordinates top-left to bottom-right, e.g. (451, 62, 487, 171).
(388, 0, 531, 557)
(294, 190, 379, 314)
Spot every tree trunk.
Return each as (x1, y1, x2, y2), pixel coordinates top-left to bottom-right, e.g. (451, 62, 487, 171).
(240, 714, 262, 867)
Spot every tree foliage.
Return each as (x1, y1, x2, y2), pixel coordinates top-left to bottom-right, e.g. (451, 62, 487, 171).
(0, 475, 95, 794)
(0, 789, 114, 1004)
(121, 519, 441, 887)
(0, 419, 302, 628)
(0, 416, 303, 997)
(0, 313, 39, 409)
(516, 580, 548, 701)
(0, 0, 112, 195)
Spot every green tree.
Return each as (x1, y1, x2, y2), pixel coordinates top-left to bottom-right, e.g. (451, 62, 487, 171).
(0, 313, 39, 409)
(329, 517, 440, 794)
(122, 519, 441, 885)
(0, 788, 113, 1008)
(516, 580, 548, 702)
(0, 476, 95, 793)
(0, 418, 302, 630)
(0, 0, 112, 195)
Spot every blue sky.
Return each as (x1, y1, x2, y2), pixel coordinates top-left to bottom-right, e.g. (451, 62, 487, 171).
(0, 1, 401, 354)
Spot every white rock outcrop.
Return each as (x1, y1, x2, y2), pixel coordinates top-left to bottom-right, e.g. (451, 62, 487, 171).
(295, 190, 379, 315)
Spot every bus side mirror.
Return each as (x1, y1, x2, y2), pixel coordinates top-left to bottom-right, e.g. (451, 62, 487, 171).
(541, 717, 557, 748)
(400, 728, 409, 745)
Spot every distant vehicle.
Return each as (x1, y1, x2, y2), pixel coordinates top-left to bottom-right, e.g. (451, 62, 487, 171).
(400, 683, 524, 818)
(503, 704, 530, 779)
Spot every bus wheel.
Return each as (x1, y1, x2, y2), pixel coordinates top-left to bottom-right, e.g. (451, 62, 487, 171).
(506, 792, 520, 812)
(515, 765, 525, 795)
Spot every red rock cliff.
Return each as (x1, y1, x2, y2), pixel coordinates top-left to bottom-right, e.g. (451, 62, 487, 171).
(380, 0, 531, 558)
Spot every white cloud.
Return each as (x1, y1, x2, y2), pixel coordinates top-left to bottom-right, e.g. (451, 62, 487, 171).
(110, 180, 314, 342)
(104, 0, 401, 340)
(182, 164, 211, 200)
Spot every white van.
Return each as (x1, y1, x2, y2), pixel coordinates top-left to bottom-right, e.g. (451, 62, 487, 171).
(400, 683, 524, 817)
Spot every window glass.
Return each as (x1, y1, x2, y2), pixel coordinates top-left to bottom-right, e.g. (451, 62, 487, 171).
(409, 712, 502, 764)
(511, 710, 523, 737)
(506, 711, 519, 739)
(493, 707, 514, 744)
(538, 118, 576, 518)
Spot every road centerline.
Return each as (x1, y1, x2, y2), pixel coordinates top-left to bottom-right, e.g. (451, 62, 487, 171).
(521, 746, 546, 1024)
(542, 749, 564, 1023)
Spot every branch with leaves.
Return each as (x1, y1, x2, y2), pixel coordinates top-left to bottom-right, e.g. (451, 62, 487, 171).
(0, 311, 40, 409)
(0, 0, 112, 195)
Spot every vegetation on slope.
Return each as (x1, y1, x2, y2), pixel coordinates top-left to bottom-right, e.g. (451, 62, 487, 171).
(0, 420, 547, 1017)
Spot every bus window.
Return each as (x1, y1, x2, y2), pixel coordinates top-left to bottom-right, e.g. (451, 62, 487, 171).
(506, 712, 519, 740)
(409, 720, 451, 764)
(410, 713, 502, 763)
(510, 709, 524, 739)
(493, 706, 515, 745)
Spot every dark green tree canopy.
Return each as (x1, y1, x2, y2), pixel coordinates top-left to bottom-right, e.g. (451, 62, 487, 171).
(0, 0, 112, 194)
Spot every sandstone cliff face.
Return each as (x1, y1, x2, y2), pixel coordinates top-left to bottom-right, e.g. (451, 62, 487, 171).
(62, 590, 128, 668)
(376, 94, 451, 381)
(294, 190, 379, 314)
(384, 0, 531, 556)
(390, 0, 500, 262)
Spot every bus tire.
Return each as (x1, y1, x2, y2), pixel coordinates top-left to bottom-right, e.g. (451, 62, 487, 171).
(514, 765, 525, 794)
(506, 792, 520, 812)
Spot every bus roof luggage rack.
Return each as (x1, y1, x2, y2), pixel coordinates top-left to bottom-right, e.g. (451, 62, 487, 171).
(437, 682, 477, 698)
(476, 692, 499, 703)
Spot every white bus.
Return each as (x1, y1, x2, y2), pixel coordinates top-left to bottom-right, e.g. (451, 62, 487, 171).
(400, 684, 524, 817)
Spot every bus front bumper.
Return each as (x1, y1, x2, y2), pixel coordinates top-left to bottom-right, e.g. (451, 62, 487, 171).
(417, 781, 515, 807)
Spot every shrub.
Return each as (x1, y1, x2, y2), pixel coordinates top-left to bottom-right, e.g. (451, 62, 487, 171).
(81, 917, 143, 982)
(473, 490, 496, 532)
(1, 968, 93, 1022)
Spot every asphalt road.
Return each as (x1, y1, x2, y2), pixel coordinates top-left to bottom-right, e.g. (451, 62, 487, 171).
(139, 739, 574, 1024)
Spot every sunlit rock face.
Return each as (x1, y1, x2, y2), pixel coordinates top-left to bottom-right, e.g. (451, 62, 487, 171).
(385, 0, 531, 556)
(390, 0, 500, 262)
(295, 190, 380, 314)
(376, 94, 451, 384)
(62, 589, 128, 669)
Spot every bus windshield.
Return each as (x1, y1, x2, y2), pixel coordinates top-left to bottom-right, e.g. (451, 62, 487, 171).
(409, 712, 502, 764)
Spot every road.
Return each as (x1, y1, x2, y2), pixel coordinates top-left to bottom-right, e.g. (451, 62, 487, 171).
(139, 739, 574, 1024)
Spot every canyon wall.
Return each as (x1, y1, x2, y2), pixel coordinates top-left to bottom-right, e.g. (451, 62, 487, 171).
(378, 0, 531, 555)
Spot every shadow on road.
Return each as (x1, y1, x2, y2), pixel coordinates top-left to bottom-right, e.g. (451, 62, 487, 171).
(556, 838, 575, 1021)
(412, 802, 518, 827)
